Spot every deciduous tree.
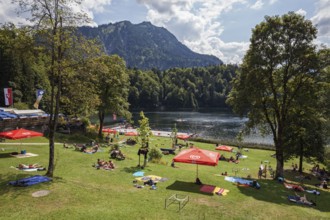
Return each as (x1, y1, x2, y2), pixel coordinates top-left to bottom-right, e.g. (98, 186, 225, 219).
(227, 12, 325, 178)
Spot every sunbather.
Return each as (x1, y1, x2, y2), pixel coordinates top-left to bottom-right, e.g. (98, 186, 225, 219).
(295, 193, 315, 205)
(18, 163, 40, 169)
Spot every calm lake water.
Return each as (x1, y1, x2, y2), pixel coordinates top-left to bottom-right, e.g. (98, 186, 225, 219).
(100, 108, 274, 145)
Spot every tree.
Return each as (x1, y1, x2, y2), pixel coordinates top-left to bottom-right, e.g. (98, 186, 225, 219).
(170, 123, 178, 148)
(92, 55, 131, 138)
(14, 0, 92, 177)
(136, 111, 152, 168)
(227, 12, 323, 178)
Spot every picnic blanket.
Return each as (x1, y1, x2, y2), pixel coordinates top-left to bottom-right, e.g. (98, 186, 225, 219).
(135, 175, 167, 183)
(199, 184, 229, 195)
(9, 175, 51, 187)
(224, 176, 260, 189)
(10, 153, 38, 158)
(200, 184, 216, 194)
(213, 187, 230, 196)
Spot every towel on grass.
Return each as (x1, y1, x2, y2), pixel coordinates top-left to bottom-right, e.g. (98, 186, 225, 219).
(213, 187, 230, 196)
(9, 175, 51, 187)
(200, 184, 216, 194)
(10, 153, 38, 158)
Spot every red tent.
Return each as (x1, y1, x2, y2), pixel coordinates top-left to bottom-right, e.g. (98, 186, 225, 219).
(125, 131, 138, 136)
(215, 145, 233, 152)
(173, 147, 220, 178)
(0, 128, 43, 140)
(102, 128, 117, 134)
(177, 134, 191, 140)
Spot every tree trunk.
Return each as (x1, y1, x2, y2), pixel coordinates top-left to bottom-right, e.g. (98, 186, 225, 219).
(46, 16, 62, 178)
(275, 145, 284, 179)
(98, 110, 105, 138)
(274, 127, 284, 179)
(299, 138, 303, 173)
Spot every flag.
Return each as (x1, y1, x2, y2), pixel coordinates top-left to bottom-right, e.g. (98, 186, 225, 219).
(4, 88, 13, 106)
(113, 113, 117, 121)
(33, 89, 45, 109)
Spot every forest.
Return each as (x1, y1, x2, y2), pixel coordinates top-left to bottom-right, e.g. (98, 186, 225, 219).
(0, 24, 237, 113)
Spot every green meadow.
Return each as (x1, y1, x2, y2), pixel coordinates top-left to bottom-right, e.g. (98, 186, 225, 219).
(0, 135, 329, 220)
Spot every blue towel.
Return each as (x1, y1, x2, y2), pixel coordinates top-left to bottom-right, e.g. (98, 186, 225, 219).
(133, 171, 144, 177)
(9, 175, 52, 187)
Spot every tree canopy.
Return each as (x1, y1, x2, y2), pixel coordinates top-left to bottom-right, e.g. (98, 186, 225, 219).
(227, 12, 328, 178)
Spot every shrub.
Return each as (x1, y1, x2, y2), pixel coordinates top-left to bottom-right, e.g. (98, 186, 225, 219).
(148, 147, 163, 162)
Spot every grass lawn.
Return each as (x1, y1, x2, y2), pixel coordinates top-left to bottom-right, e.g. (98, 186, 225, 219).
(0, 135, 329, 220)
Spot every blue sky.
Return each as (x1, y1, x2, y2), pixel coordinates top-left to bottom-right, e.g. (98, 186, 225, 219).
(0, 0, 329, 64)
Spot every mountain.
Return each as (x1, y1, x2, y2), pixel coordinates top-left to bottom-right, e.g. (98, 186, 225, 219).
(78, 21, 222, 70)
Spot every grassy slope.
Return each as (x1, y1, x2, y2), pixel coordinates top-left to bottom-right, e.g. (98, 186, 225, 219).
(0, 135, 329, 220)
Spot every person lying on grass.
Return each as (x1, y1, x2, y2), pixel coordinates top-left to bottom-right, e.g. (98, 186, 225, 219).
(18, 163, 41, 169)
(295, 193, 316, 206)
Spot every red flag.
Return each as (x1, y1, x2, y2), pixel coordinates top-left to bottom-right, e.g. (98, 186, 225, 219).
(4, 88, 13, 106)
(113, 113, 117, 120)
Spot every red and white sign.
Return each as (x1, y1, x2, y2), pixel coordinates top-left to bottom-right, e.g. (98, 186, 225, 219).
(4, 88, 13, 106)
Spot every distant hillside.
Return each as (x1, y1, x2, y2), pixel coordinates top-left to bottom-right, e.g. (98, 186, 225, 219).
(78, 21, 222, 70)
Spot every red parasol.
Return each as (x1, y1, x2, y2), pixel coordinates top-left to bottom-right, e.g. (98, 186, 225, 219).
(0, 128, 43, 140)
(215, 145, 233, 152)
(173, 147, 220, 178)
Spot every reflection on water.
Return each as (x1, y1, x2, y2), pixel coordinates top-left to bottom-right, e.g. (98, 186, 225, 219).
(101, 109, 273, 145)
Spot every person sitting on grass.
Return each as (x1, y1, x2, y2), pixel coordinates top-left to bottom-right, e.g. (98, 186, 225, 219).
(221, 171, 228, 176)
(195, 177, 202, 185)
(219, 154, 226, 161)
(107, 160, 115, 169)
(97, 159, 106, 167)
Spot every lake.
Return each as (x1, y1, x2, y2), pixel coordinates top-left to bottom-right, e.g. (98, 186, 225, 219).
(100, 108, 273, 145)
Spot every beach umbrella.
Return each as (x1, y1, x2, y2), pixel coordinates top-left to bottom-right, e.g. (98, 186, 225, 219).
(215, 145, 233, 152)
(173, 147, 220, 178)
(0, 128, 43, 140)
(0, 128, 43, 154)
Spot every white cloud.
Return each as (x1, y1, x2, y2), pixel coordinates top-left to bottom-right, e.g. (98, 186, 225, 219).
(82, 0, 113, 13)
(295, 9, 307, 17)
(137, 0, 249, 63)
(311, 0, 330, 40)
(0, 1, 29, 26)
(251, 0, 264, 10)
(269, 0, 277, 5)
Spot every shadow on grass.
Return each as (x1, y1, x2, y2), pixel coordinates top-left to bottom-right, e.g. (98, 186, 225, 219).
(0, 152, 16, 158)
(166, 180, 214, 196)
(0, 173, 53, 198)
(235, 177, 330, 212)
(121, 166, 153, 174)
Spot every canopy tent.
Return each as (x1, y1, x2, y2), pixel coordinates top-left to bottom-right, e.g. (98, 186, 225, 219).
(125, 131, 138, 136)
(102, 128, 117, 134)
(215, 145, 233, 152)
(173, 147, 220, 179)
(0, 128, 43, 140)
(176, 134, 191, 140)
